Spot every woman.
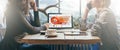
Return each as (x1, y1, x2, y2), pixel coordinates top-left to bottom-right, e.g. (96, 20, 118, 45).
(0, 0, 49, 50)
(20, 0, 50, 50)
(82, 0, 119, 50)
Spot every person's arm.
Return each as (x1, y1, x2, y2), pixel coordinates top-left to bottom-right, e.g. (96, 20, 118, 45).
(30, 0, 37, 11)
(82, 8, 90, 22)
(30, 0, 41, 27)
(80, 2, 93, 31)
(82, 2, 92, 21)
(19, 11, 47, 34)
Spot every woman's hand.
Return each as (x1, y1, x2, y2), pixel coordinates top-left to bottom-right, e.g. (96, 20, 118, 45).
(30, 0, 38, 11)
(44, 23, 50, 30)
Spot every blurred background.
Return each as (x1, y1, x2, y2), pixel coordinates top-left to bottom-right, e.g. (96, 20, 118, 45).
(0, 0, 120, 35)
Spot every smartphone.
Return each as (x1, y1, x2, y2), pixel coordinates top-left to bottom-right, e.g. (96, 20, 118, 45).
(87, 2, 92, 10)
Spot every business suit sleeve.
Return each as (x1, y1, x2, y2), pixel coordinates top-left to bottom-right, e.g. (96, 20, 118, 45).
(33, 11, 40, 27)
(19, 11, 46, 34)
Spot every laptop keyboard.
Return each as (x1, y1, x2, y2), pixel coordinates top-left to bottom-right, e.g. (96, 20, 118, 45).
(56, 29, 80, 32)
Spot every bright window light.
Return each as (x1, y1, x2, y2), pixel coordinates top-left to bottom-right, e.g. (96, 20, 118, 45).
(110, 0, 120, 16)
(0, 0, 8, 26)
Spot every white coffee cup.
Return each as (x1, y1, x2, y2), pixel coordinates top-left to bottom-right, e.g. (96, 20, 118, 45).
(46, 29, 57, 36)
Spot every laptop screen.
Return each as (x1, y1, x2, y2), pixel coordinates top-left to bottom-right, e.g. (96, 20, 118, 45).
(48, 13, 73, 29)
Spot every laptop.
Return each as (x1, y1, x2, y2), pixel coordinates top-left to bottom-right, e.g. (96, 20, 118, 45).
(48, 13, 73, 29)
(47, 13, 80, 32)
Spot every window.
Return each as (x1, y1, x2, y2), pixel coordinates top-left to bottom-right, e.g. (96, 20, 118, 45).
(38, 0, 81, 28)
(60, 0, 80, 17)
(0, 0, 7, 27)
(38, 0, 59, 24)
(37, 0, 120, 29)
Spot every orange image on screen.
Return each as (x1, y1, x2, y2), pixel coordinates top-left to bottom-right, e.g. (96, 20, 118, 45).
(51, 16, 69, 25)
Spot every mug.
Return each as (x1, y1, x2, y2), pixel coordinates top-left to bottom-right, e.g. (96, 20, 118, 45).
(46, 29, 57, 37)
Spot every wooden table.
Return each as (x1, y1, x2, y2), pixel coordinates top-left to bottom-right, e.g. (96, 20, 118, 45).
(21, 33, 101, 45)
(20, 32, 101, 50)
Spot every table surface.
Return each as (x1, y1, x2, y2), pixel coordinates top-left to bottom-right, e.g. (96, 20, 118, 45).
(21, 32, 101, 44)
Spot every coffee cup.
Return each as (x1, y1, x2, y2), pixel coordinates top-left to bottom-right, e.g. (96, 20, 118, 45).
(46, 29, 57, 37)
